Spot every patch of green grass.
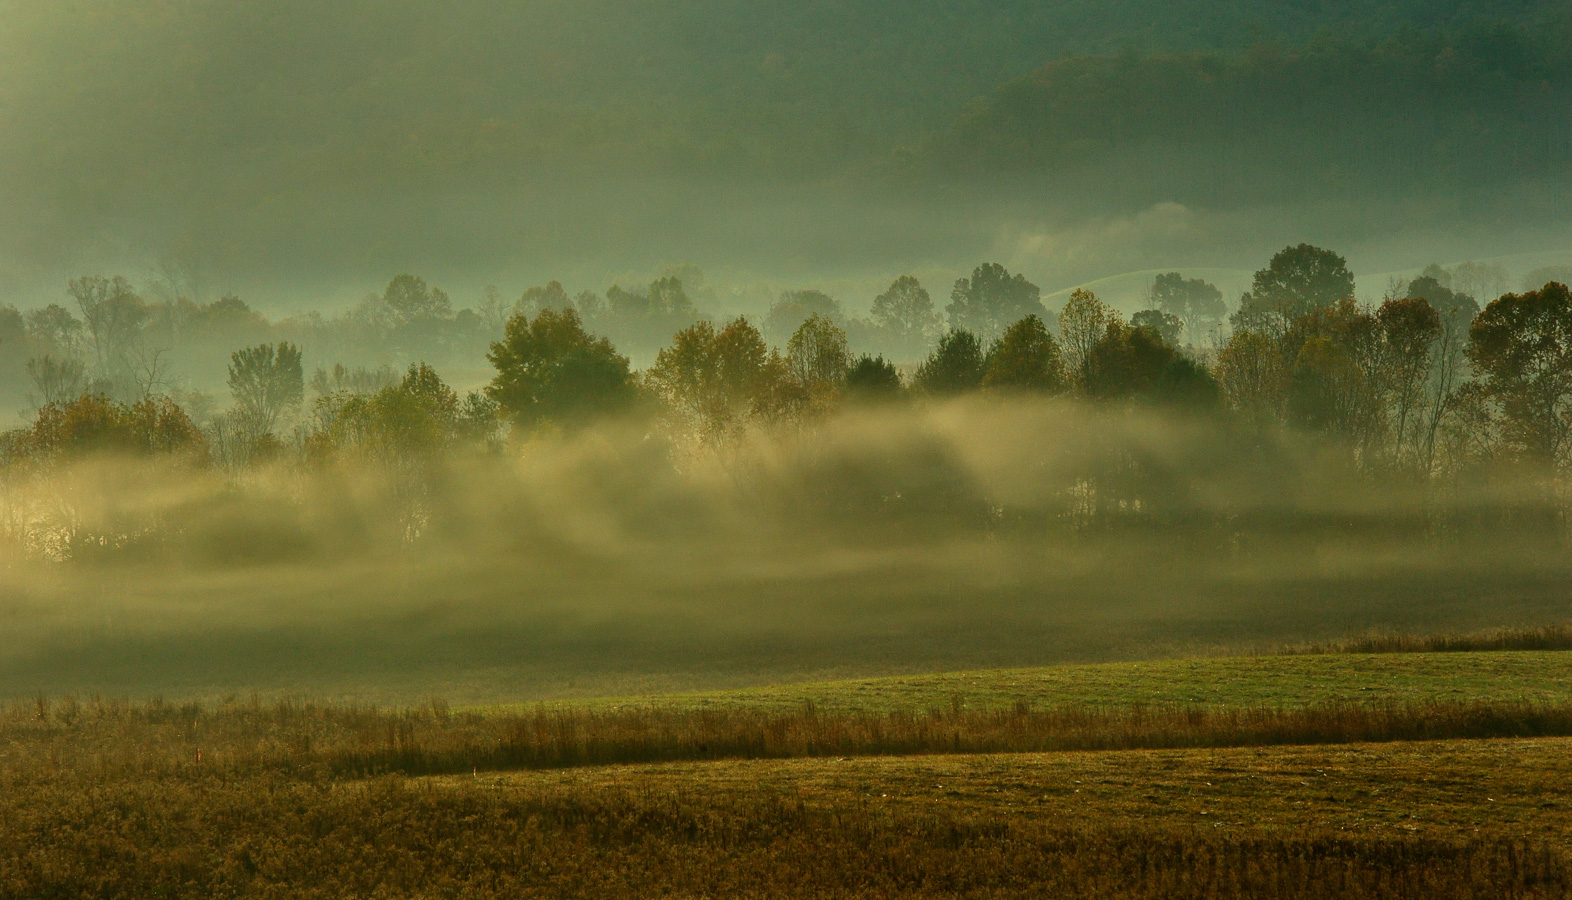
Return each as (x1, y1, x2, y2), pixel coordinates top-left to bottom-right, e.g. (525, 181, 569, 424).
(506, 651, 1572, 714)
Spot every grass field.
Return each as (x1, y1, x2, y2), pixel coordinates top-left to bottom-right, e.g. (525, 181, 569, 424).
(538, 650, 1572, 714)
(9, 640, 1572, 897)
(470, 736, 1572, 850)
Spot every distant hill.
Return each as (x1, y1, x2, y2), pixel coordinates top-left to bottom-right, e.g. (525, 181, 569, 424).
(918, 24, 1572, 205)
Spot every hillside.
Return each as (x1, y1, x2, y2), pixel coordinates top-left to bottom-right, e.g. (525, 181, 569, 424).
(922, 25, 1572, 205)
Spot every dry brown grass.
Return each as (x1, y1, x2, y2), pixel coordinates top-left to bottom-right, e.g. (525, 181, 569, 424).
(10, 694, 1572, 897)
(549, 737, 1572, 850)
(1287, 624, 1572, 655)
(11, 694, 1572, 779)
(5, 737, 1572, 898)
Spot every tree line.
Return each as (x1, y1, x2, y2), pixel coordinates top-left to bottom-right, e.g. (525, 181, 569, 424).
(4, 246, 1572, 482)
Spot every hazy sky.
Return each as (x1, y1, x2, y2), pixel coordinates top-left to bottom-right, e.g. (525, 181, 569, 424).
(0, 0, 1567, 313)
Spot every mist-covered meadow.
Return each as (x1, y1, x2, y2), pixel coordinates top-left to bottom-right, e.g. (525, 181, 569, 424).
(3, 244, 1572, 703)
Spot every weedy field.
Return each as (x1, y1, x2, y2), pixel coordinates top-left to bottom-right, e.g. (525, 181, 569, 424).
(6, 634, 1572, 898)
(560, 646, 1572, 713)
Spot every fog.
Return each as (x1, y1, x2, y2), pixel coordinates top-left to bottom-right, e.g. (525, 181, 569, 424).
(1, 400, 1567, 704)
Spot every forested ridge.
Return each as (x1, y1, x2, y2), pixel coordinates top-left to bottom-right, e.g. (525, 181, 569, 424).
(925, 24, 1572, 200)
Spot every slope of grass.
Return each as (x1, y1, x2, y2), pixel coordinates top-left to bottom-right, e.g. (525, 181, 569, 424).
(546, 650, 1572, 715)
(11, 647, 1572, 896)
(8, 734, 1572, 898)
(477, 736, 1572, 851)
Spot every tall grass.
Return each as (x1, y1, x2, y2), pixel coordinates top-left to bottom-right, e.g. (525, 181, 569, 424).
(8, 695, 1572, 897)
(1289, 624, 1572, 655)
(1, 771, 1567, 899)
(8, 694, 1572, 779)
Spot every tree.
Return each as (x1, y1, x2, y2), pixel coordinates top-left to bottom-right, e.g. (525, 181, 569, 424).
(1151, 356, 1223, 408)
(515, 281, 574, 318)
(607, 285, 647, 318)
(1057, 288, 1114, 389)
(68, 275, 149, 384)
(369, 363, 459, 454)
(1405, 275, 1480, 470)
(1232, 244, 1355, 336)
(600, 277, 703, 356)
(477, 285, 510, 333)
(647, 276, 698, 320)
(1130, 309, 1183, 347)
(311, 363, 399, 398)
(228, 342, 305, 435)
(312, 363, 472, 459)
(1216, 330, 1289, 426)
(914, 329, 986, 395)
(982, 315, 1066, 393)
(947, 264, 1045, 340)
(186, 295, 267, 339)
(25, 355, 85, 407)
(574, 290, 607, 325)
(1085, 321, 1177, 400)
(1148, 273, 1224, 345)
(1523, 266, 1572, 294)
(383, 274, 453, 325)
(0, 305, 26, 387)
(1465, 281, 1572, 464)
(1375, 296, 1442, 461)
(870, 276, 940, 359)
(485, 308, 635, 428)
(846, 355, 903, 399)
(24, 304, 83, 357)
(1287, 336, 1367, 438)
(768, 290, 842, 342)
(1282, 299, 1385, 448)
(1445, 261, 1508, 300)
(646, 317, 784, 442)
(1404, 275, 1476, 320)
(786, 314, 850, 395)
(17, 393, 205, 460)
(129, 345, 173, 400)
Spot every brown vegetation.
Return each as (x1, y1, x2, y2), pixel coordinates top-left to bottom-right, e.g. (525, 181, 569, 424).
(9, 669, 1572, 896)
(1288, 624, 1572, 655)
(5, 779, 1565, 899)
(10, 695, 1572, 779)
(6, 703, 1572, 898)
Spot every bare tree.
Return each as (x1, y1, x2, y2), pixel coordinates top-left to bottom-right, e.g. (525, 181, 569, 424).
(67, 276, 149, 385)
(25, 355, 85, 408)
(130, 346, 174, 400)
(477, 285, 509, 333)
